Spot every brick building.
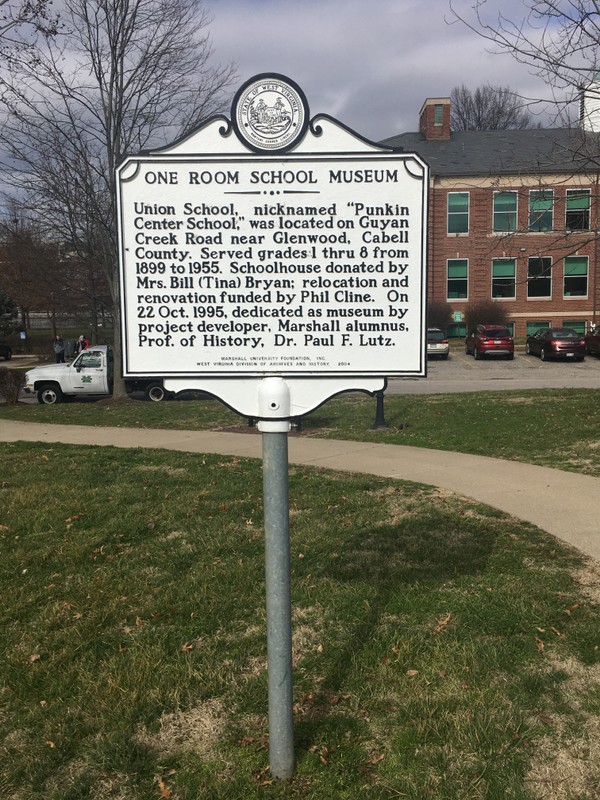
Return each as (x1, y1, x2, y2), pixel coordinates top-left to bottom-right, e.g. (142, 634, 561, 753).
(382, 95, 600, 338)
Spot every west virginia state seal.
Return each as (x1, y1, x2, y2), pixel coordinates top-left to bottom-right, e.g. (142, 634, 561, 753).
(232, 74, 309, 153)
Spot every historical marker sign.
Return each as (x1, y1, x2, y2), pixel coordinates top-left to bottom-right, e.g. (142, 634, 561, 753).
(117, 75, 429, 781)
(117, 75, 428, 383)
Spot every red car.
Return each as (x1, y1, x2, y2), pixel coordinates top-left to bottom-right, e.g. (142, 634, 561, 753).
(585, 325, 600, 357)
(526, 328, 586, 361)
(465, 324, 514, 360)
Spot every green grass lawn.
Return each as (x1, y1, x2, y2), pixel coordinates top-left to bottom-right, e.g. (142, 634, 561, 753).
(1, 441, 599, 799)
(1, 387, 599, 474)
(1, 388, 600, 797)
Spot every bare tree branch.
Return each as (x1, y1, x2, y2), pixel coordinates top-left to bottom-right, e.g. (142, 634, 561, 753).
(449, 0, 600, 123)
(0, 0, 58, 41)
(0, 0, 237, 394)
(451, 83, 534, 130)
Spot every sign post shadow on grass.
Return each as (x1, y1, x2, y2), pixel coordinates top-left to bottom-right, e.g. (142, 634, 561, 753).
(117, 74, 428, 780)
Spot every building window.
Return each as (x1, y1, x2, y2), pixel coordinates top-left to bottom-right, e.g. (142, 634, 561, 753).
(527, 257, 552, 298)
(526, 320, 550, 336)
(447, 259, 468, 299)
(434, 104, 443, 125)
(529, 189, 553, 231)
(563, 256, 588, 297)
(447, 192, 469, 234)
(493, 191, 517, 232)
(566, 189, 590, 230)
(563, 319, 586, 334)
(492, 258, 516, 299)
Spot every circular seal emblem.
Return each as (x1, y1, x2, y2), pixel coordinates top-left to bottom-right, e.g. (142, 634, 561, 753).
(232, 74, 309, 153)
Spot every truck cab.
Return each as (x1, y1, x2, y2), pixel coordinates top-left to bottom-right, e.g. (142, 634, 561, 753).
(62, 347, 113, 396)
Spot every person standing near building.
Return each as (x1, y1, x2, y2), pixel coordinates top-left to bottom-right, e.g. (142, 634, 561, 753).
(53, 334, 65, 363)
(64, 338, 76, 360)
(75, 335, 89, 354)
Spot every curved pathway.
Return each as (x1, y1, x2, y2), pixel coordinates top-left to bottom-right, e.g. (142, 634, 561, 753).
(1, 419, 599, 560)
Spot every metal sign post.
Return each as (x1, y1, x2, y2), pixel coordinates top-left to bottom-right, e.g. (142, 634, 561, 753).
(117, 73, 428, 781)
(262, 427, 294, 778)
(258, 379, 294, 778)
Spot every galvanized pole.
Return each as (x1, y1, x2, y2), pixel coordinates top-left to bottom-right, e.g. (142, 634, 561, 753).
(262, 430, 295, 779)
(258, 378, 295, 780)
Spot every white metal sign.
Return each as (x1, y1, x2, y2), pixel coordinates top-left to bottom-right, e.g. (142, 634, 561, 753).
(117, 77, 428, 382)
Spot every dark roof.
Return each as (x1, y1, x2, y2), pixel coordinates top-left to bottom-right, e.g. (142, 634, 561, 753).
(380, 127, 600, 177)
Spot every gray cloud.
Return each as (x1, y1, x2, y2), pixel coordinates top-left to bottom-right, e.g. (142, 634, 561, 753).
(205, 0, 558, 140)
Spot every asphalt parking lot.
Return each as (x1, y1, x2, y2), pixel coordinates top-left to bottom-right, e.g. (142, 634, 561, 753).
(388, 347, 600, 394)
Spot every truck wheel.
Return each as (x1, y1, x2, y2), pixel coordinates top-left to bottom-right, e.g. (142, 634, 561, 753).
(38, 384, 63, 405)
(144, 383, 167, 402)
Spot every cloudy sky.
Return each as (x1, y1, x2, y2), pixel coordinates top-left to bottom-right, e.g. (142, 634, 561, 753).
(204, 0, 555, 142)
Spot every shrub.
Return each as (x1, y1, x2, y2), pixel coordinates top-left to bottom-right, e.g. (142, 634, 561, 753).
(463, 300, 509, 333)
(427, 300, 453, 333)
(0, 368, 26, 405)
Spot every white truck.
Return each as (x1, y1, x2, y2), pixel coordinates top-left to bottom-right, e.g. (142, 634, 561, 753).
(23, 345, 172, 404)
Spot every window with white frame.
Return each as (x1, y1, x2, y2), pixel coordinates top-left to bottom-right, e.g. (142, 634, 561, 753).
(566, 189, 590, 231)
(493, 191, 517, 232)
(563, 256, 588, 297)
(492, 258, 516, 299)
(447, 259, 468, 299)
(447, 192, 469, 234)
(529, 189, 553, 231)
(527, 257, 552, 298)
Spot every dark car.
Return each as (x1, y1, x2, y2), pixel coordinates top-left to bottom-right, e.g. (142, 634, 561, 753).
(427, 328, 449, 359)
(584, 325, 600, 357)
(525, 328, 586, 361)
(0, 342, 12, 360)
(465, 324, 514, 360)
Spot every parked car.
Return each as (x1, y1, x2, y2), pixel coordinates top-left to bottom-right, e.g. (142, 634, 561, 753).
(584, 325, 600, 356)
(0, 342, 12, 360)
(427, 328, 449, 359)
(525, 328, 586, 361)
(465, 324, 514, 360)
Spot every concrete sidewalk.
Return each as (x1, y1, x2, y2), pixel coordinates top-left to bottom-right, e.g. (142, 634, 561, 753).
(2, 419, 599, 561)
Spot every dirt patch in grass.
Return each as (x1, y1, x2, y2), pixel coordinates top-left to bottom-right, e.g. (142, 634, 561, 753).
(134, 465, 187, 475)
(43, 758, 89, 797)
(527, 670, 600, 798)
(135, 698, 227, 761)
(92, 773, 135, 800)
(501, 396, 537, 404)
(582, 439, 600, 450)
(527, 562, 600, 800)
(573, 561, 600, 604)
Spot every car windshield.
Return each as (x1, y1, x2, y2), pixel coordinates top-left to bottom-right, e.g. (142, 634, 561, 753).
(427, 331, 445, 342)
(549, 329, 580, 340)
(483, 328, 510, 338)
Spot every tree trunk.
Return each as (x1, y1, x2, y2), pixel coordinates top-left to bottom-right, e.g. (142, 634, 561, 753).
(111, 308, 127, 399)
(90, 296, 99, 345)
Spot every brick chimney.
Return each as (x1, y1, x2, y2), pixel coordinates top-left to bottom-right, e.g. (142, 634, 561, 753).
(419, 97, 451, 140)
